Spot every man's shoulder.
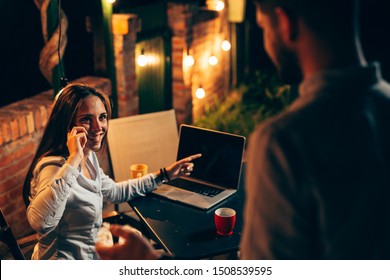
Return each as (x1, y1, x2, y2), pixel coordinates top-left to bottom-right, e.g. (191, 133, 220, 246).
(251, 108, 299, 141)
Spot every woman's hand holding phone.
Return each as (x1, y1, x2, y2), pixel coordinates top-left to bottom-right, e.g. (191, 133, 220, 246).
(67, 126, 88, 168)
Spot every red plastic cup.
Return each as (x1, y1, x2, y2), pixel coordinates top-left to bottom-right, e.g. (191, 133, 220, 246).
(214, 207, 236, 236)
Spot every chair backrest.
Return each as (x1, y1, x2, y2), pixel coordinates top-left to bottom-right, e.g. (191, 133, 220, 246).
(0, 209, 25, 260)
(107, 109, 179, 181)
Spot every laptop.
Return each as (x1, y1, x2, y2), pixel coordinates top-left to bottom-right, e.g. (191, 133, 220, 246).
(152, 124, 246, 210)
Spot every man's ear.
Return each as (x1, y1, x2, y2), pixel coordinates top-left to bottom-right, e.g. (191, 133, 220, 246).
(275, 7, 298, 42)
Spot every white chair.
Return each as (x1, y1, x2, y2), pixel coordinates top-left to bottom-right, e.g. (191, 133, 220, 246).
(106, 109, 179, 213)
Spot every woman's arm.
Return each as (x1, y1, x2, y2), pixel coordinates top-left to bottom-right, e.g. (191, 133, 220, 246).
(100, 153, 202, 203)
(27, 157, 79, 233)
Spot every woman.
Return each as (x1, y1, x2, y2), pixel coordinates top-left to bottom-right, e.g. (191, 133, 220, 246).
(22, 83, 201, 260)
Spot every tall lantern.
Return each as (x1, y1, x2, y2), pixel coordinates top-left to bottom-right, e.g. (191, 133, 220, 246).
(228, 0, 246, 23)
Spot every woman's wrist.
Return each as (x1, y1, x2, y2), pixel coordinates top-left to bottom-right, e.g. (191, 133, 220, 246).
(162, 167, 171, 182)
(67, 154, 81, 168)
(153, 171, 163, 185)
(153, 168, 170, 185)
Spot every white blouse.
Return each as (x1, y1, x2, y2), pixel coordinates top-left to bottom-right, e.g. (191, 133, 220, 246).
(27, 152, 157, 259)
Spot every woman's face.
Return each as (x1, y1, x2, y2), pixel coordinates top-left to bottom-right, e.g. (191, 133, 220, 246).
(75, 95, 108, 152)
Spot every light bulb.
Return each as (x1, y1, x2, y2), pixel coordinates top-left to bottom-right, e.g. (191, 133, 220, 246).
(195, 87, 206, 99)
(216, 1, 225, 11)
(184, 54, 195, 67)
(221, 40, 231, 51)
(208, 55, 218, 66)
(137, 54, 147, 67)
(106, 0, 116, 3)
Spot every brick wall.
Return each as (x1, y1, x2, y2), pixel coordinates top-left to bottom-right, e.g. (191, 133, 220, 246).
(0, 91, 53, 253)
(112, 14, 141, 117)
(168, 1, 230, 124)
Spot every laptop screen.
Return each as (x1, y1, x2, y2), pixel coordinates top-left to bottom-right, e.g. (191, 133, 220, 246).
(176, 125, 246, 189)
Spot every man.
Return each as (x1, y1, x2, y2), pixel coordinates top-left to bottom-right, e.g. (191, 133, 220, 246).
(96, 0, 390, 260)
(241, 0, 390, 259)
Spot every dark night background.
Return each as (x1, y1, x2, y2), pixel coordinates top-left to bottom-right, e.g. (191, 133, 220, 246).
(0, 0, 389, 107)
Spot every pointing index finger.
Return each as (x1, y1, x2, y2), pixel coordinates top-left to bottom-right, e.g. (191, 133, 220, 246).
(187, 153, 202, 161)
(177, 153, 202, 164)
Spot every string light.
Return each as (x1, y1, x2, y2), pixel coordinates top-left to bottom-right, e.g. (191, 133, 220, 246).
(195, 86, 206, 99)
(221, 40, 231, 51)
(183, 49, 195, 67)
(208, 55, 218, 66)
(137, 49, 147, 67)
(216, 1, 225, 11)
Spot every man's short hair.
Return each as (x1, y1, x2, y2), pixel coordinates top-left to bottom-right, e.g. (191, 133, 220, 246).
(252, 0, 359, 37)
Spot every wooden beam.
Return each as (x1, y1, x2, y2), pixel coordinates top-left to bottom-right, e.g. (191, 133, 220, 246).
(46, 0, 62, 96)
(101, 0, 118, 118)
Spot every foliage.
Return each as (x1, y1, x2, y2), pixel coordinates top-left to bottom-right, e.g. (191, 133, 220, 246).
(194, 70, 292, 139)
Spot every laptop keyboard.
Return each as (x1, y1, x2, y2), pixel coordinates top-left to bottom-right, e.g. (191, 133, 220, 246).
(169, 179, 223, 197)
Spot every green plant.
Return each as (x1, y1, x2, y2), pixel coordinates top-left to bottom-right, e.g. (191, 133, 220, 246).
(194, 70, 292, 138)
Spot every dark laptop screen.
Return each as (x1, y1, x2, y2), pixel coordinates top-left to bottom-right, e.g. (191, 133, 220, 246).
(176, 125, 246, 189)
